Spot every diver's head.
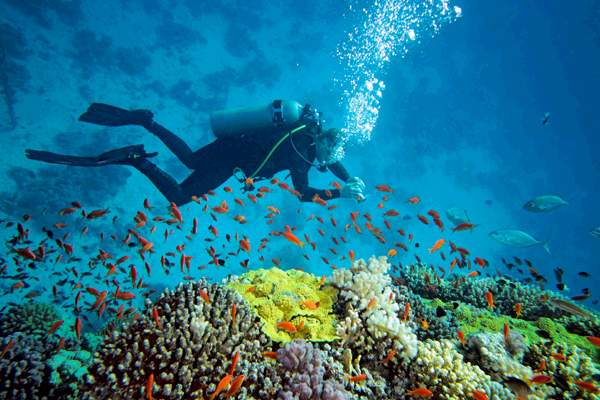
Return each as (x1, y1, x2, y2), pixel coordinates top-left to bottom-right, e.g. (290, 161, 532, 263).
(315, 128, 344, 166)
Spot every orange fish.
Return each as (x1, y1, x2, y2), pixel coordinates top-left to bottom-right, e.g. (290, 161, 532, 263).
(420, 319, 429, 330)
(281, 229, 305, 247)
(471, 390, 488, 400)
(239, 238, 251, 253)
(485, 291, 495, 309)
(225, 374, 245, 397)
(406, 196, 420, 204)
(535, 359, 546, 372)
(152, 307, 161, 328)
(212, 200, 229, 213)
(387, 248, 398, 257)
(514, 303, 522, 318)
(503, 323, 509, 343)
(301, 300, 320, 310)
(586, 336, 600, 347)
(347, 373, 367, 382)
(381, 349, 397, 365)
(75, 317, 81, 341)
(276, 321, 297, 333)
(1, 338, 15, 358)
(199, 289, 210, 304)
(428, 238, 445, 254)
(384, 209, 400, 217)
(375, 185, 394, 193)
(367, 298, 377, 310)
(146, 372, 154, 400)
(263, 351, 278, 360)
(406, 388, 433, 397)
(530, 375, 553, 384)
(169, 202, 183, 223)
(48, 320, 64, 335)
(574, 380, 599, 393)
(349, 249, 355, 263)
(229, 351, 239, 375)
(551, 352, 566, 362)
(467, 271, 480, 278)
(417, 215, 430, 225)
(452, 222, 478, 232)
(402, 303, 411, 322)
(231, 304, 237, 324)
(210, 374, 233, 400)
(457, 330, 465, 345)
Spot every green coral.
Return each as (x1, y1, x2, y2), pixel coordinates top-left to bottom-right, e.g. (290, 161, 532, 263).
(49, 349, 92, 385)
(228, 268, 339, 342)
(434, 299, 600, 362)
(0, 303, 61, 337)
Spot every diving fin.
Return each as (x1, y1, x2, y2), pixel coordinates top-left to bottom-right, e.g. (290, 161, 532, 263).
(78, 103, 154, 127)
(25, 145, 157, 167)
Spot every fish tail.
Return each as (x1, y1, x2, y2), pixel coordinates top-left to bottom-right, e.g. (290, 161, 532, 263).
(543, 241, 551, 255)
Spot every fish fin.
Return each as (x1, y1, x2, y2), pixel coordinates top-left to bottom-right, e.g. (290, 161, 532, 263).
(543, 241, 551, 255)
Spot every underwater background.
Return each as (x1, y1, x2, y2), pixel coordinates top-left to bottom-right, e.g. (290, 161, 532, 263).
(0, 0, 599, 399)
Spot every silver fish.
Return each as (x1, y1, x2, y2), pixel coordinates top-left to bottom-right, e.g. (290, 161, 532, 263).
(446, 207, 470, 226)
(591, 227, 600, 239)
(489, 229, 550, 254)
(522, 195, 568, 213)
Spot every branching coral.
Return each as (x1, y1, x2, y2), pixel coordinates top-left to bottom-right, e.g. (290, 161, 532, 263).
(524, 342, 600, 400)
(0, 333, 80, 399)
(83, 280, 274, 399)
(276, 340, 348, 400)
(0, 303, 61, 338)
(333, 256, 418, 363)
(405, 339, 515, 400)
(399, 263, 560, 320)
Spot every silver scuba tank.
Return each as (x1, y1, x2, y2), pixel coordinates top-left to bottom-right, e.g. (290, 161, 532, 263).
(209, 100, 304, 139)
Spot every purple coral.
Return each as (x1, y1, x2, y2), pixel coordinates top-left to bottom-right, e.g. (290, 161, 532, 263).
(277, 340, 347, 400)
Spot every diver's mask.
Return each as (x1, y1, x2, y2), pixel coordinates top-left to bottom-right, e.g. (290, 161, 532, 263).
(315, 128, 344, 167)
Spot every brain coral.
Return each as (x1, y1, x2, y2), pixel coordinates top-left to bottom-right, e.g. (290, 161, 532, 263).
(83, 280, 275, 399)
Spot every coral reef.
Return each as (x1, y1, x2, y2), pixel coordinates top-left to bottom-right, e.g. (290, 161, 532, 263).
(0, 303, 61, 338)
(83, 280, 274, 399)
(524, 342, 600, 400)
(399, 263, 561, 320)
(406, 339, 515, 400)
(0, 333, 80, 399)
(276, 340, 348, 400)
(332, 256, 418, 363)
(228, 268, 339, 342)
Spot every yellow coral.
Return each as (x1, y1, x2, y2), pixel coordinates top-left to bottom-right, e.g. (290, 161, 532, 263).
(228, 268, 339, 342)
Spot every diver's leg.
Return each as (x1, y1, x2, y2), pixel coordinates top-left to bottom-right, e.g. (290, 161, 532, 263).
(145, 121, 196, 169)
(133, 158, 190, 205)
(25, 145, 157, 167)
(133, 158, 232, 206)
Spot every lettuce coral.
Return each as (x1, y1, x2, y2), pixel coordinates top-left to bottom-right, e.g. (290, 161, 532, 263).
(228, 268, 339, 342)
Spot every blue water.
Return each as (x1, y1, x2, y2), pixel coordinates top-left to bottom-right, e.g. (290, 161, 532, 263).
(0, 0, 598, 319)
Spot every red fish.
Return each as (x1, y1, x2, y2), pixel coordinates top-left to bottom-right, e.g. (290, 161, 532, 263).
(530, 375, 553, 384)
(152, 307, 161, 328)
(452, 222, 478, 232)
(146, 372, 154, 400)
(75, 317, 82, 341)
(375, 184, 394, 193)
(406, 388, 433, 397)
(417, 215, 429, 225)
(485, 291, 495, 309)
(1, 339, 15, 358)
(48, 320, 64, 335)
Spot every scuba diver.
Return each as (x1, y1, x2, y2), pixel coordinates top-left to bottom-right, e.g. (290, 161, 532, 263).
(25, 100, 366, 206)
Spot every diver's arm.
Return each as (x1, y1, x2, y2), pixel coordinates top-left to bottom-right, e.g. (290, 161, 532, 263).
(327, 161, 351, 182)
(291, 169, 340, 202)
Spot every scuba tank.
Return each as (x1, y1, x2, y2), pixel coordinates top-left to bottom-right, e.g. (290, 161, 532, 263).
(210, 100, 305, 138)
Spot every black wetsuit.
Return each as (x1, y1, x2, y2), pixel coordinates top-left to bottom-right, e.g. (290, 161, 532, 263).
(135, 121, 350, 205)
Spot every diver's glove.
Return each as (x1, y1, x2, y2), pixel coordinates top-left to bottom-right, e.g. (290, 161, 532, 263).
(340, 177, 366, 201)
